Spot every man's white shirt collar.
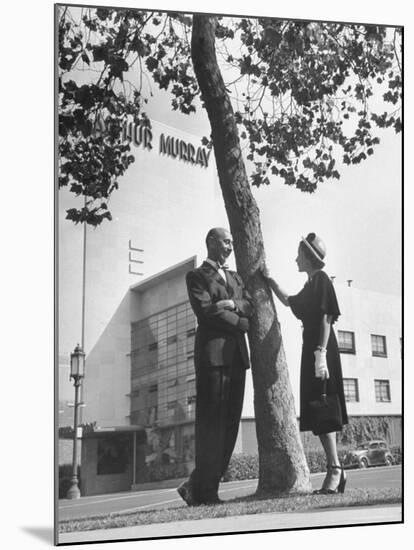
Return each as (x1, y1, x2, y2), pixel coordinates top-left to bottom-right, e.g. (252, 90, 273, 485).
(205, 258, 227, 281)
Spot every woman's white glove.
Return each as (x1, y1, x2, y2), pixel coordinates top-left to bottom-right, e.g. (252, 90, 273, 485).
(314, 348, 329, 379)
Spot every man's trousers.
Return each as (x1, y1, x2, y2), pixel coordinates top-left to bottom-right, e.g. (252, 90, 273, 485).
(189, 353, 246, 503)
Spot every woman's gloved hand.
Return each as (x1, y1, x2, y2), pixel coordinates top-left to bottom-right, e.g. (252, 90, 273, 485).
(314, 347, 329, 379)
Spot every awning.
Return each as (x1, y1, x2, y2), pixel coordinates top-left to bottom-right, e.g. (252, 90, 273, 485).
(59, 424, 146, 440)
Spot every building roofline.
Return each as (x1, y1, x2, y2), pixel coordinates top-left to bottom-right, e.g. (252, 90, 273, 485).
(84, 425, 146, 438)
(333, 281, 401, 300)
(130, 256, 197, 293)
(59, 425, 147, 439)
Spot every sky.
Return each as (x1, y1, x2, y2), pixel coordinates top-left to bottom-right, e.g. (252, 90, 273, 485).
(2, 1, 410, 549)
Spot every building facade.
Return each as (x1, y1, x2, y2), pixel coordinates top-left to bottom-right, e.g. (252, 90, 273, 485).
(334, 285, 401, 417)
(129, 259, 198, 483)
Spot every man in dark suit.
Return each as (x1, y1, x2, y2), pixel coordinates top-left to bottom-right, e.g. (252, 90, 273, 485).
(177, 227, 253, 505)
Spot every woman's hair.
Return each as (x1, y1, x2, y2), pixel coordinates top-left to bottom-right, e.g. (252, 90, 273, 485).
(299, 240, 325, 269)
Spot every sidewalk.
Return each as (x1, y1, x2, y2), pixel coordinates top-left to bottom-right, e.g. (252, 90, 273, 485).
(59, 504, 402, 544)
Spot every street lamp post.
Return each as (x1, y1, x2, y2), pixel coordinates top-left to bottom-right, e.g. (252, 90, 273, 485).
(66, 344, 85, 499)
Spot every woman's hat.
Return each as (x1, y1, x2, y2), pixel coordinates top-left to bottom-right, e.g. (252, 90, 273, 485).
(301, 233, 326, 263)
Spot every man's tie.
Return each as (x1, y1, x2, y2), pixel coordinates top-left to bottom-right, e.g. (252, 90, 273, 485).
(217, 262, 228, 282)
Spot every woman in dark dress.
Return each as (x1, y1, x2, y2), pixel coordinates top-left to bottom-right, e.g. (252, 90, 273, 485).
(262, 233, 348, 494)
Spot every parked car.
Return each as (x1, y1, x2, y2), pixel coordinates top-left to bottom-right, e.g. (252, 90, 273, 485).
(343, 440, 394, 469)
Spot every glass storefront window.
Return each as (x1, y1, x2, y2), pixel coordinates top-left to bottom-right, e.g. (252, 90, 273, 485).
(130, 302, 198, 463)
(97, 436, 130, 475)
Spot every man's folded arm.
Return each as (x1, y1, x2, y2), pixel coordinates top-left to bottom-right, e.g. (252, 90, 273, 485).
(232, 273, 254, 318)
(186, 271, 249, 332)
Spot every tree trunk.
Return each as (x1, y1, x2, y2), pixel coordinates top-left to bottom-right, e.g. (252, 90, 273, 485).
(191, 15, 311, 495)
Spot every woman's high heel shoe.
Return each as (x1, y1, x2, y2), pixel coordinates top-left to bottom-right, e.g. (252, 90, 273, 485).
(313, 464, 331, 494)
(336, 466, 347, 494)
(315, 465, 346, 495)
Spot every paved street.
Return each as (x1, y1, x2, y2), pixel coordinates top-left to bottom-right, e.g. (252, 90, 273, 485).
(58, 465, 401, 522)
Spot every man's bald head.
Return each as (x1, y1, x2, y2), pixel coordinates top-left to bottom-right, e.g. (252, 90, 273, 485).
(205, 227, 230, 248)
(205, 227, 233, 265)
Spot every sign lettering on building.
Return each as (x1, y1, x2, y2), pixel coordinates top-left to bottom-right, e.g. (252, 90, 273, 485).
(159, 133, 211, 168)
(120, 120, 211, 169)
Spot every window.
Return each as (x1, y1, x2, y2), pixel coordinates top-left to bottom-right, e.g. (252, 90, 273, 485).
(371, 334, 387, 357)
(183, 432, 195, 461)
(343, 378, 359, 402)
(186, 375, 196, 416)
(147, 406, 158, 423)
(375, 379, 391, 402)
(167, 335, 177, 345)
(167, 401, 176, 417)
(97, 436, 130, 475)
(177, 303, 187, 314)
(130, 303, 198, 429)
(338, 330, 356, 354)
(186, 395, 196, 416)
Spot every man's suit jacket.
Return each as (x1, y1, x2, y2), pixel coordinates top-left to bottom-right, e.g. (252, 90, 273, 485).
(186, 261, 253, 369)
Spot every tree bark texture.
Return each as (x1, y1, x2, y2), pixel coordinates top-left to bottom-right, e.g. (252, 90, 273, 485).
(191, 15, 311, 494)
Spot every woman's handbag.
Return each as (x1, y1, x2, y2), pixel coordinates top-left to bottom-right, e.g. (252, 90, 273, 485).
(309, 379, 343, 435)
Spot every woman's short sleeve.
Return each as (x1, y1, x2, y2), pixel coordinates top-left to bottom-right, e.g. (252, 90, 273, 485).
(311, 271, 341, 323)
(288, 289, 306, 320)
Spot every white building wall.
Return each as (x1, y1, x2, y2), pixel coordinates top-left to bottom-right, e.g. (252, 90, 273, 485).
(130, 259, 195, 323)
(334, 284, 401, 416)
(82, 293, 131, 427)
